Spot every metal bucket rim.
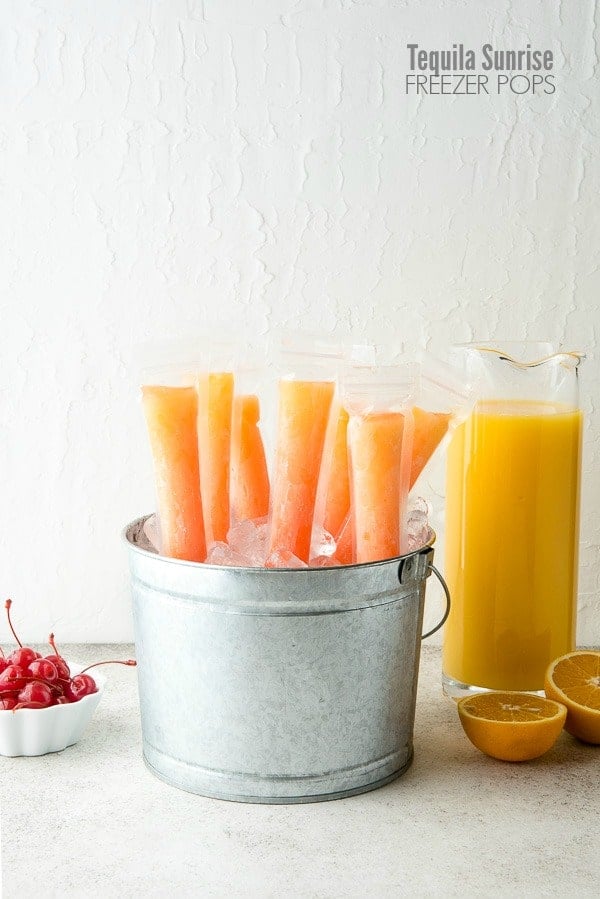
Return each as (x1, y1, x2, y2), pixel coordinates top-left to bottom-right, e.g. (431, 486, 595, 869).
(123, 515, 436, 573)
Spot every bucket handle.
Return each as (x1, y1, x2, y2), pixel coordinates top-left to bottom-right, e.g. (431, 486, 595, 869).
(422, 564, 451, 640)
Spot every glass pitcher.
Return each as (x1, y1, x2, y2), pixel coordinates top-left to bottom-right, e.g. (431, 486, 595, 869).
(442, 343, 584, 697)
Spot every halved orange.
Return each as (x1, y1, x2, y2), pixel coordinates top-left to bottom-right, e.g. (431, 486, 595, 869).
(545, 650, 600, 745)
(457, 691, 566, 762)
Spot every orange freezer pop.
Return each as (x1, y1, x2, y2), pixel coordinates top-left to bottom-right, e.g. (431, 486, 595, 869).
(409, 407, 451, 488)
(231, 394, 270, 522)
(268, 379, 335, 563)
(197, 372, 234, 545)
(141, 385, 206, 562)
(323, 406, 351, 539)
(348, 410, 410, 563)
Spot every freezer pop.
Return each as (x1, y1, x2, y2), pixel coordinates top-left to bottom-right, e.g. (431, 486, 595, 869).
(348, 410, 411, 563)
(409, 406, 451, 488)
(141, 385, 206, 562)
(268, 379, 335, 563)
(197, 372, 234, 545)
(230, 393, 270, 522)
(322, 405, 351, 540)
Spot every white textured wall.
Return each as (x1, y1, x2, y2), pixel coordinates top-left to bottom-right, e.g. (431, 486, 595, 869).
(1, 0, 598, 642)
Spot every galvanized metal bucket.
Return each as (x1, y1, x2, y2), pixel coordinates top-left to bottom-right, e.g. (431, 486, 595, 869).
(124, 516, 450, 804)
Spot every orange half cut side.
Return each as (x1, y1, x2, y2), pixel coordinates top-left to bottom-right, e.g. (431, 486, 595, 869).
(457, 691, 567, 762)
(545, 651, 600, 745)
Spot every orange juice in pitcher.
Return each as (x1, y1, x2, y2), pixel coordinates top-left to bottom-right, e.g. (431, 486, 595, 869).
(442, 345, 584, 696)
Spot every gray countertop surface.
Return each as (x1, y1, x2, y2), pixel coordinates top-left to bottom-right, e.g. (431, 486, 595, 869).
(1, 644, 598, 898)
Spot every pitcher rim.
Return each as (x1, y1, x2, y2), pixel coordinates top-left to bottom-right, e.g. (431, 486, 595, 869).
(452, 342, 585, 369)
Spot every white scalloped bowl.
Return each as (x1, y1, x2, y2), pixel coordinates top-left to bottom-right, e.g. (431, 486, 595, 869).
(0, 664, 106, 757)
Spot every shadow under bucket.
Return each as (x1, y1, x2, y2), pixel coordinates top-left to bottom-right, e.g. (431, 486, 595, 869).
(124, 516, 449, 804)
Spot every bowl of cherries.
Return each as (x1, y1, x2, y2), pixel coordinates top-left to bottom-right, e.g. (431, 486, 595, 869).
(0, 599, 136, 757)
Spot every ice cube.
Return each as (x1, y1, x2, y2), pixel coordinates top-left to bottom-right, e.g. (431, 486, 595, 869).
(227, 517, 269, 566)
(265, 549, 308, 569)
(406, 495, 430, 520)
(205, 542, 250, 567)
(309, 525, 337, 559)
(142, 514, 161, 553)
(404, 496, 432, 551)
(309, 555, 342, 567)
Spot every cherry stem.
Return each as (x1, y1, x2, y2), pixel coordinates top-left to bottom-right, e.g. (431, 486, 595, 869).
(48, 633, 62, 658)
(5, 599, 23, 648)
(79, 659, 137, 674)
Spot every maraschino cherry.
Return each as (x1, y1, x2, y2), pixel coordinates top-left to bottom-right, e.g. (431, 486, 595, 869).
(45, 632, 71, 680)
(65, 673, 98, 702)
(5, 600, 40, 668)
(0, 665, 28, 693)
(0, 599, 136, 711)
(27, 658, 59, 682)
(16, 681, 55, 709)
(0, 696, 18, 710)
